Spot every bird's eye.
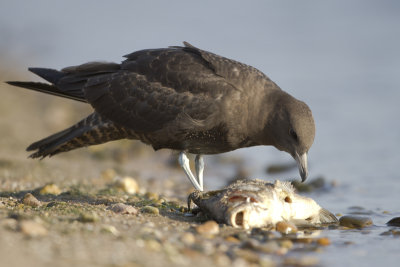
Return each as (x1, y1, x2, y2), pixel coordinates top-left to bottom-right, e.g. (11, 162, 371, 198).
(289, 129, 298, 141)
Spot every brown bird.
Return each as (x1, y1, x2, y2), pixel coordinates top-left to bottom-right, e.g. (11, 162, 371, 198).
(6, 42, 315, 191)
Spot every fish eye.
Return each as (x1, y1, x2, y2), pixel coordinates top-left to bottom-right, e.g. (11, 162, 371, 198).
(289, 129, 298, 141)
(284, 196, 292, 203)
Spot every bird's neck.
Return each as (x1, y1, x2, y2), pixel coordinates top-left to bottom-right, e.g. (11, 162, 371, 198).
(247, 88, 285, 147)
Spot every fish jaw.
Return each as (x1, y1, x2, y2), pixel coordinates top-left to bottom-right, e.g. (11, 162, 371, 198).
(227, 203, 271, 229)
(225, 190, 284, 229)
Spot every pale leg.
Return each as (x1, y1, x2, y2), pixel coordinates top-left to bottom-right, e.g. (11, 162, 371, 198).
(178, 152, 202, 191)
(195, 154, 204, 190)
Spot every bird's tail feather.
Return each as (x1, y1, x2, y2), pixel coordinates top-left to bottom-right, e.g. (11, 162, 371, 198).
(6, 81, 86, 102)
(6, 67, 86, 102)
(27, 113, 132, 158)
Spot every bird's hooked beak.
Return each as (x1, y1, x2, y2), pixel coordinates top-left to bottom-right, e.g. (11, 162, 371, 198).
(294, 152, 308, 182)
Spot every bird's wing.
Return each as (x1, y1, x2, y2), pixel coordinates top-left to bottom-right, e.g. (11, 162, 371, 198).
(83, 71, 219, 133)
(178, 42, 271, 91)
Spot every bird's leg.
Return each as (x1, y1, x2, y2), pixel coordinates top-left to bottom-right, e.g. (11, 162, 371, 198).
(178, 152, 202, 191)
(195, 154, 204, 190)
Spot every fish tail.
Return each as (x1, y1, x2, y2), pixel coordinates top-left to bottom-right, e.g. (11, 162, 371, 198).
(319, 208, 339, 224)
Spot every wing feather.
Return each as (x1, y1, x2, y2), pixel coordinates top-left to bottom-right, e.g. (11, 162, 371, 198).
(84, 71, 219, 133)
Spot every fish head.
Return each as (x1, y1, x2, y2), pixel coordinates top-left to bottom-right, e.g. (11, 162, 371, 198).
(222, 180, 292, 229)
(225, 190, 279, 229)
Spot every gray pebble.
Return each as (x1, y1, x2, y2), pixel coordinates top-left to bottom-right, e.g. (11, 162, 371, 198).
(386, 217, 400, 227)
(108, 203, 138, 215)
(339, 215, 373, 228)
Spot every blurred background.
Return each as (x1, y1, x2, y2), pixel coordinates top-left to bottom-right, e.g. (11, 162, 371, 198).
(1, 1, 400, 265)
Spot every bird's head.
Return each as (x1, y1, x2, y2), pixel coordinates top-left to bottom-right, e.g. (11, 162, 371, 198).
(256, 92, 315, 182)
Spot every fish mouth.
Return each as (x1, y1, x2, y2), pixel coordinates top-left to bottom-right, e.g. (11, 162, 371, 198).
(294, 152, 308, 182)
(226, 191, 265, 229)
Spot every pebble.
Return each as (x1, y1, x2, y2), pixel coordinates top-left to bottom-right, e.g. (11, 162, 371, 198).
(39, 184, 61, 195)
(78, 212, 100, 223)
(317, 237, 331, 246)
(258, 241, 281, 254)
(279, 239, 294, 249)
(108, 203, 138, 215)
(283, 256, 319, 266)
(291, 177, 325, 193)
(242, 239, 280, 254)
(22, 193, 41, 207)
(386, 217, 400, 227)
(181, 232, 196, 245)
(339, 215, 373, 228)
(195, 220, 219, 235)
(141, 206, 159, 215)
(259, 256, 275, 267)
(214, 253, 231, 266)
(145, 239, 162, 251)
(231, 258, 249, 267)
(145, 192, 159, 200)
(19, 220, 48, 237)
(101, 224, 120, 236)
(181, 248, 201, 258)
(156, 198, 166, 205)
(380, 229, 400, 236)
(101, 168, 117, 181)
(234, 249, 260, 263)
(276, 221, 298, 234)
(2, 218, 18, 231)
(113, 176, 139, 194)
(225, 236, 241, 243)
(300, 237, 318, 244)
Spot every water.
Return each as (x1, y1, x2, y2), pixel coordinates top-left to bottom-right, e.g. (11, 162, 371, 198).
(1, 1, 400, 265)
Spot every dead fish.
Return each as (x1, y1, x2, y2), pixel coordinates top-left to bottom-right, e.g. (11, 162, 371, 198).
(188, 179, 338, 229)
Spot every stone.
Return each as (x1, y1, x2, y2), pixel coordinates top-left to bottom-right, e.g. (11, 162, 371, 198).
(141, 206, 159, 215)
(22, 193, 41, 207)
(386, 217, 400, 227)
(283, 256, 319, 266)
(144, 192, 159, 200)
(101, 168, 117, 181)
(145, 239, 162, 251)
(195, 220, 219, 235)
(113, 176, 139, 194)
(2, 218, 18, 231)
(317, 237, 331, 246)
(339, 216, 373, 228)
(78, 212, 100, 223)
(181, 232, 196, 245)
(276, 221, 298, 234)
(225, 236, 241, 243)
(108, 203, 138, 215)
(39, 184, 61, 195)
(234, 249, 260, 263)
(19, 220, 47, 237)
(279, 239, 294, 249)
(101, 225, 120, 236)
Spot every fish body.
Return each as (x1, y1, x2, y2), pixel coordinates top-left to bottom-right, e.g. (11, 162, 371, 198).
(188, 179, 337, 229)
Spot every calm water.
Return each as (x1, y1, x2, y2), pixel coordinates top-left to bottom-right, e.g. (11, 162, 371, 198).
(1, 1, 400, 266)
